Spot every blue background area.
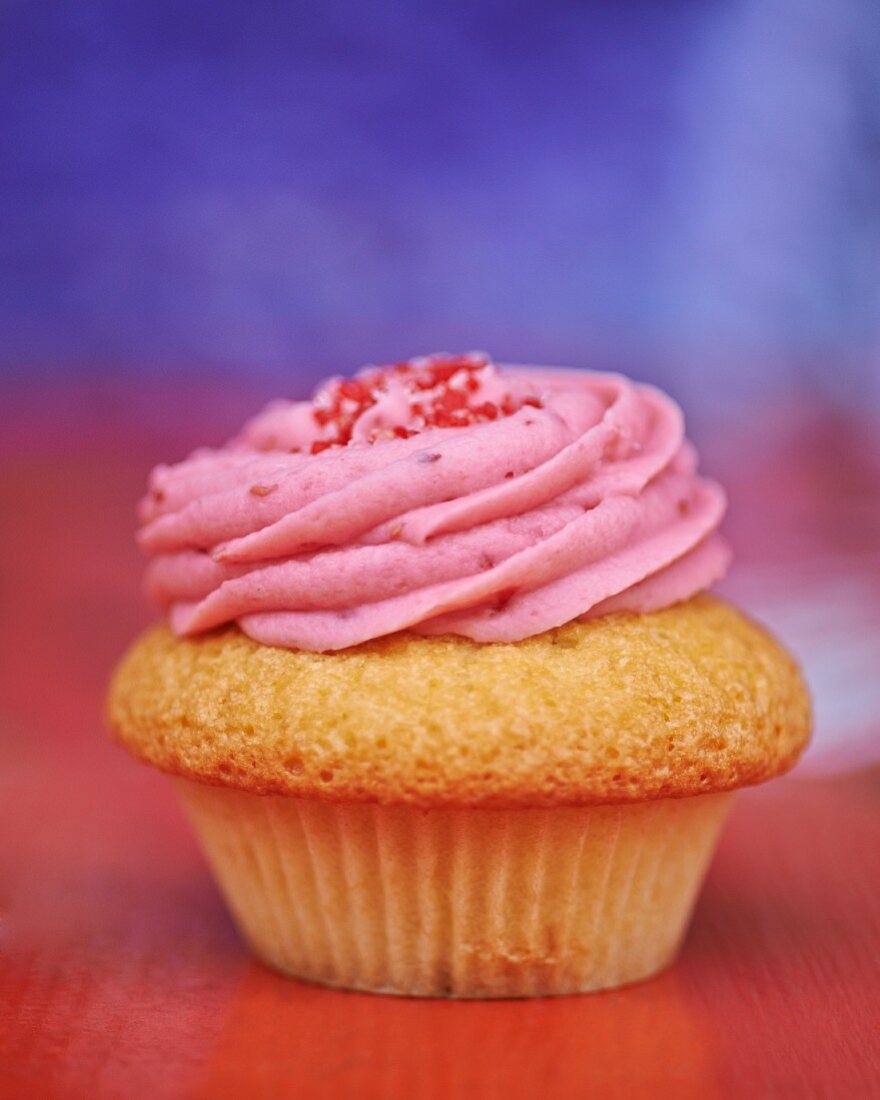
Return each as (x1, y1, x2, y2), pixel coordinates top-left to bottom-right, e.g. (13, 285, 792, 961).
(2, 0, 879, 406)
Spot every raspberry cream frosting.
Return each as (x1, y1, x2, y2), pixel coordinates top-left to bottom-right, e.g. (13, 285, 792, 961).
(139, 354, 730, 652)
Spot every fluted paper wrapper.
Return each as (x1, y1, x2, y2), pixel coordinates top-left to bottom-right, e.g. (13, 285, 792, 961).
(175, 779, 733, 998)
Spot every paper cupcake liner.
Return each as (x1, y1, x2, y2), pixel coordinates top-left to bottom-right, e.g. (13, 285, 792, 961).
(175, 779, 733, 998)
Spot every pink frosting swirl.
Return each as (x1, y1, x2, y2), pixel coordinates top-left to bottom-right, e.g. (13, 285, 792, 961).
(139, 355, 729, 651)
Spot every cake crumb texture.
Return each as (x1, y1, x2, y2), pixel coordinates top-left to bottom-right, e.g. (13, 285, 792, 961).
(107, 595, 810, 806)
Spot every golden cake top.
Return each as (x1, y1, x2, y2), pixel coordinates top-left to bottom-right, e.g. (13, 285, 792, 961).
(107, 594, 810, 807)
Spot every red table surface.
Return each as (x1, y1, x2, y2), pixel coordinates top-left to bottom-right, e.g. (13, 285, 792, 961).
(1, 383, 879, 1098)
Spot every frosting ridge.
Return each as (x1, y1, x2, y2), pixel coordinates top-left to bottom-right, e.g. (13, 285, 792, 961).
(140, 354, 729, 651)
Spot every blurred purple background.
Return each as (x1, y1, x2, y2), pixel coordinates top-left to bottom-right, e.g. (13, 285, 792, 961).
(2, 0, 880, 768)
(2, 0, 879, 409)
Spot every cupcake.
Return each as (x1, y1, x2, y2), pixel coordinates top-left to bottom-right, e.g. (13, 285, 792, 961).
(107, 353, 810, 998)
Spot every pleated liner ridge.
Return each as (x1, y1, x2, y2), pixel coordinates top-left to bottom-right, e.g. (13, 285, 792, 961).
(175, 779, 733, 998)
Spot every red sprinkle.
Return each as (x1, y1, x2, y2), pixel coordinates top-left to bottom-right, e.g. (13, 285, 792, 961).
(307, 354, 542, 450)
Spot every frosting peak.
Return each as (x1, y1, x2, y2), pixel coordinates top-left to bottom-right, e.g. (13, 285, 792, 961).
(232, 353, 543, 454)
(140, 355, 729, 651)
